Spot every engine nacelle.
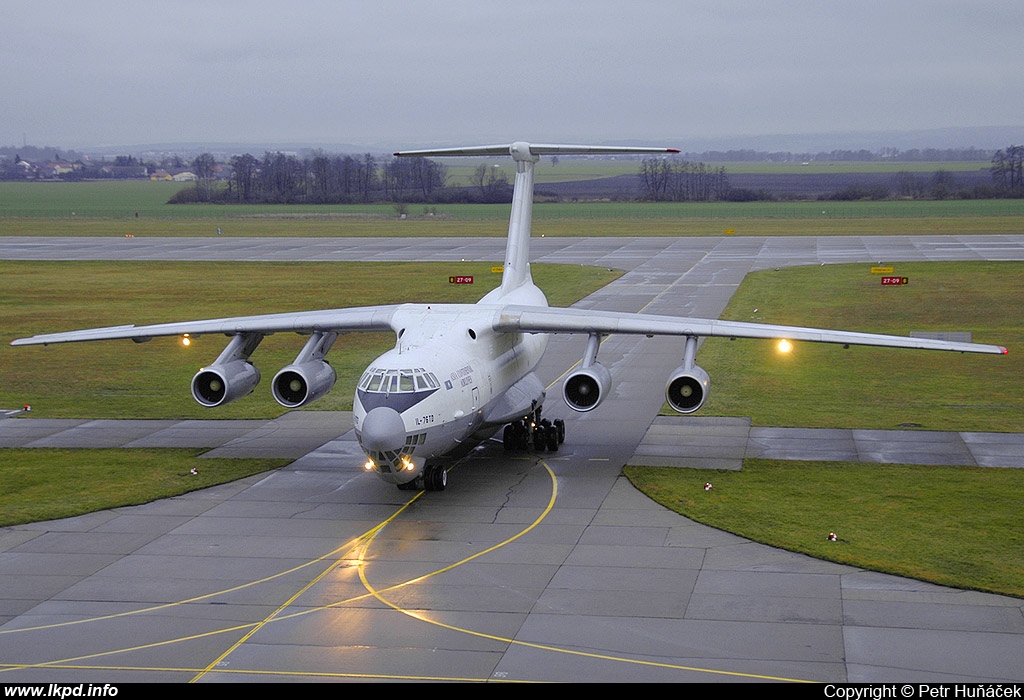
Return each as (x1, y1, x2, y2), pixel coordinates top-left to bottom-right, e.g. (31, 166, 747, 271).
(665, 365, 709, 414)
(272, 360, 337, 408)
(191, 360, 261, 407)
(563, 362, 611, 412)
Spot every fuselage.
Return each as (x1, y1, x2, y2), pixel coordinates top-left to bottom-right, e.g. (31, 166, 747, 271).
(355, 283, 548, 484)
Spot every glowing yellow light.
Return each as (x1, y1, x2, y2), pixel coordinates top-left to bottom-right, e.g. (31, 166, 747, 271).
(777, 338, 793, 353)
(363, 459, 376, 471)
(400, 456, 415, 472)
(181, 334, 191, 347)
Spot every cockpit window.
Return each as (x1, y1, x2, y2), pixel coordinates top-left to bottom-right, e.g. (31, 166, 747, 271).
(358, 367, 440, 394)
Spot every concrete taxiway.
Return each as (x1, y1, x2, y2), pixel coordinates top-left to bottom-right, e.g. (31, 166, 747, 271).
(1, 234, 1022, 683)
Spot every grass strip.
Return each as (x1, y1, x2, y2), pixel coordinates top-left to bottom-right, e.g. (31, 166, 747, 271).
(625, 461, 1024, 599)
(693, 261, 1023, 432)
(0, 448, 289, 527)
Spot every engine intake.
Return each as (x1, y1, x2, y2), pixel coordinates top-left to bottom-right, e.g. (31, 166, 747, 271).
(563, 362, 610, 412)
(272, 360, 337, 408)
(665, 365, 709, 414)
(191, 360, 261, 407)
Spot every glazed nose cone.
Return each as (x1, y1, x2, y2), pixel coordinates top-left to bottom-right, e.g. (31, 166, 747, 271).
(360, 407, 406, 454)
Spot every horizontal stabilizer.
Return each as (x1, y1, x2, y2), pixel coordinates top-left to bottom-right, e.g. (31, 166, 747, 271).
(395, 142, 679, 159)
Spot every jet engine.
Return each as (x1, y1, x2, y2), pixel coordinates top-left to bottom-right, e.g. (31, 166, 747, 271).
(665, 364, 709, 414)
(272, 361, 337, 408)
(190, 332, 264, 407)
(271, 331, 339, 408)
(563, 333, 610, 412)
(563, 363, 611, 412)
(192, 360, 261, 407)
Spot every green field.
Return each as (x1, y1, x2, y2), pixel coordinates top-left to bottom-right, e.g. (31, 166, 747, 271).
(2, 180, 1022, 224)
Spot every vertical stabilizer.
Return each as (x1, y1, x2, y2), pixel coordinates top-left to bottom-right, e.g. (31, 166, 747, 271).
(501, 142, 539, 294)
(394, 142, 679, 299)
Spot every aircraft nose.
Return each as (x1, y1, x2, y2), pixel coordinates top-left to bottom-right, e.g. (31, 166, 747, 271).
(360, 407, 406, 454)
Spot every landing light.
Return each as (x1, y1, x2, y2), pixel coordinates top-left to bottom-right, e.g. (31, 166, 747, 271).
(181, 334, 191, 347)
(400, 456, 415, 472)
(777, 338, 793, 354)
(363, 459, 376, 472)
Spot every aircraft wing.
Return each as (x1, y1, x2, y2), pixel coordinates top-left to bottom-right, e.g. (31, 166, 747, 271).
(493, 305, 1008, 355)
(10, 305, 401, 346)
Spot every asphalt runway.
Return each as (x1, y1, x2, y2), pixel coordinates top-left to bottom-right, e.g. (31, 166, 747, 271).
(1, 235, 1023, 683)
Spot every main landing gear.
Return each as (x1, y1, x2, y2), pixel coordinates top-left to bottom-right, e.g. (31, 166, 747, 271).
(397, 462, 448, 492)
(502, 407, 565, 453)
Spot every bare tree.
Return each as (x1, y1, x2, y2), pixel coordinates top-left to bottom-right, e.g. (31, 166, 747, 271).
(640, 157, 729, 201)
(229, 154, 258, 202)
(992, 145, 1024, 193)
(471, 163, 511, 202)
(192, 153, 216, 201)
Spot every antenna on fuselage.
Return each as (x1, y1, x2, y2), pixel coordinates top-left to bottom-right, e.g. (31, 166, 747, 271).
(394, 142, 680, 296)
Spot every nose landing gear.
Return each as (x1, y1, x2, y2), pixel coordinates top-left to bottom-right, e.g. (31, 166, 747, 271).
(396, 463, 447, 492)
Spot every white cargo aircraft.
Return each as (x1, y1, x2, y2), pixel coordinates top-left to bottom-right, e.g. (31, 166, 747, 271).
(11, 142, 1008, 491)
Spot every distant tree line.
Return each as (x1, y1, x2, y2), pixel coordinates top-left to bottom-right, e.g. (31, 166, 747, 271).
(6, 142, 1021, 202)
(828, 172, 964, 201)
(638, 157, 730, 201)
(879, 145, 1024, 200)
(169, 150, 462, 204)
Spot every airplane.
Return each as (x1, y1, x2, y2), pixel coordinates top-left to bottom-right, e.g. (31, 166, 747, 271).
(11, 142, 1008, 492)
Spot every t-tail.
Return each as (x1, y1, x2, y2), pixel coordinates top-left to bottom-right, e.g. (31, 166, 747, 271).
(395, 142, 679, 298)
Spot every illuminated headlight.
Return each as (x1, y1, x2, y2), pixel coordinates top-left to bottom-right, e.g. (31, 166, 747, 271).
(400, 456, 415, 472)
(363, 459, 377, 472)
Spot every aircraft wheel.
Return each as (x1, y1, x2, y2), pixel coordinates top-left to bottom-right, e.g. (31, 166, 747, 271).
(554, 418, 565, 444)
(503, 424, 515, 451)
(425, 465, 447, 491)
(533, 425, 548, 451)
(515, 421, 530, 450)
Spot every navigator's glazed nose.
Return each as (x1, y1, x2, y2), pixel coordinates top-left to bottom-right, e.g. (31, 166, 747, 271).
(359, 407, 406, 454)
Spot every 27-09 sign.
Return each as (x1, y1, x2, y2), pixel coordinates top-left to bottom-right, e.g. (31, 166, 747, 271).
(881, 276, 909, 285)
(449, 276, 474, 284)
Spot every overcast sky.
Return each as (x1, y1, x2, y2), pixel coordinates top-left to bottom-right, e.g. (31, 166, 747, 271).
(4, 1, 1023, 150)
